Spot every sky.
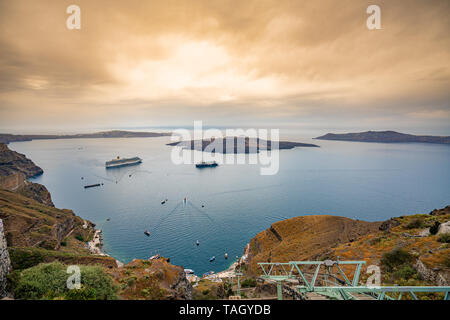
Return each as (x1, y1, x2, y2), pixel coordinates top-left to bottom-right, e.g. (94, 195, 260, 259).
(0, 0, 449, 135)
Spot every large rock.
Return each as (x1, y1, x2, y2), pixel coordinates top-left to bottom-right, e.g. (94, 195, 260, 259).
(437, 221, 450, 235)
(429, 206, 450, 216)
(414, 259, 448, 286)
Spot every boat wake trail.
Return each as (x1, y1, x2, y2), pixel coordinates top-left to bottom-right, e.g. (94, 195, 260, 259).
(187, 202, 215, 223)
(150, 202, 183, 234)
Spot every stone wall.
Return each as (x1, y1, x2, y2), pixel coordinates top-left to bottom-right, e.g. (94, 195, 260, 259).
(0, 218, 12, 298)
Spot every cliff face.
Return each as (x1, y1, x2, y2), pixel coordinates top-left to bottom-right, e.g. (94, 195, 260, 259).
(0, 143, 43, 178)
(0, 219, 12, 298)
(0, 189, 93, 252)
(0, 143, 53, 206)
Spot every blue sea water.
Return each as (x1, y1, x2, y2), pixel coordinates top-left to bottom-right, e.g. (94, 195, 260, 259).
(8, 135, 450, 275)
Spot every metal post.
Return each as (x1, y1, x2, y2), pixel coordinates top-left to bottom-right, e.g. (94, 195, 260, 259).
(352, 262, 362, 286)
(237, 273, 241, 297)
(277, 281, 283, 300)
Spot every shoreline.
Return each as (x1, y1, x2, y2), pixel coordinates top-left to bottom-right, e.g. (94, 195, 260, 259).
(87, 228, 107, 256)
(86, 227, 124, 267)
(203, 243, 250, 281)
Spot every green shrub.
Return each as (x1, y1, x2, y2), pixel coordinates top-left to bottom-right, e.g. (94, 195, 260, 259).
(241, 278, 257, 288)
(11, 262, 117, 300)
(406, 219, 423, 229)
(392, 265, 418, 280)
(223, 282, 234, 297)
(65, 287, 97, 300)
(430, 221, 441, 235)
(438, 233, 450, 243)
(8, 247, 45, 270)
(74, 234, 85, 242)
(60, 241, 67, 247)
(380, 248, 415, 272)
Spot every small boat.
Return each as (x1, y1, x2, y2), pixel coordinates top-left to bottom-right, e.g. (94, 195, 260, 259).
(161, 199, 168, 204)
(84, 183, 101, 189)
(225, 253, 228, 259)
(196, 240, 199, 246)
(149, 254, 161, 260)
(203, 271, 215, 277)
(144, 230, 150, 236)
(106, 218, 110, 221)
(196, 161, 219, 168)
(201, 205, 205, 208)
(184, 269, 194, 274)
(210, 256, 215, 262)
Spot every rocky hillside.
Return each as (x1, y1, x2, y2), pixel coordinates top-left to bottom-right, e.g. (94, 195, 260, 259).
(247, 215, 382, 274)
(0, 143, 53, 206)
(0, 143, 43, 178)
(245, 209, 450, 288)
(0, 189, 94, 252)
(107, 258, 193, 300)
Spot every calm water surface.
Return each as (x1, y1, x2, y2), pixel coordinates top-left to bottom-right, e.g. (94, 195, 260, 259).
(9, 135, 450, 275)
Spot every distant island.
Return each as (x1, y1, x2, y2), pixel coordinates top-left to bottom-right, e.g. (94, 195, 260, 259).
(315, 131, 450, 144)
(0, 130, 171, 144)
(167, 137, 319, 153)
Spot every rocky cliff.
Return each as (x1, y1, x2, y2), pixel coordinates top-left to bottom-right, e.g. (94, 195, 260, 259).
(0, 143, 53, 206)
(0, 143, 43, 178)
(0, 189, 93, 252)
(0, 219, 12, 298)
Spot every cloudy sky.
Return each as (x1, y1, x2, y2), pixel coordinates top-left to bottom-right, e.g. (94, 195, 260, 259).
(0, 0, 449, 134)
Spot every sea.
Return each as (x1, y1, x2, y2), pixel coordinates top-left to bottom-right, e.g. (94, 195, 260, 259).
(8, 130, 450, 275)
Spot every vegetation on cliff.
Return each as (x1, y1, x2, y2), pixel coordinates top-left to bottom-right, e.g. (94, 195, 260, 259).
(0, 189, 93, 252)
(9, 262, 117, 300)
(106, 258, 193, 300)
